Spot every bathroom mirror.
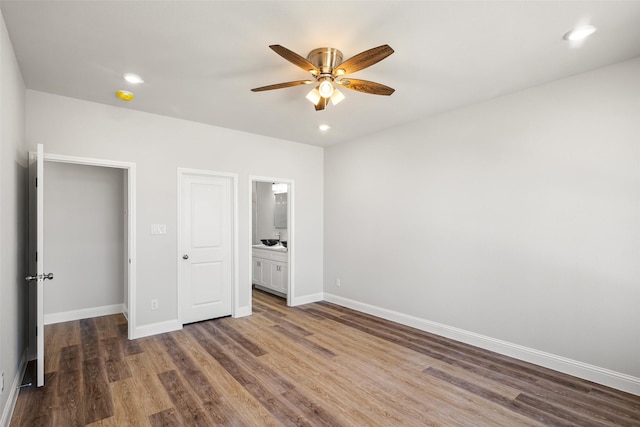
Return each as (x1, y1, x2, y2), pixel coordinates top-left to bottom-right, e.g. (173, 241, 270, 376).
(274, 192, 287, 229)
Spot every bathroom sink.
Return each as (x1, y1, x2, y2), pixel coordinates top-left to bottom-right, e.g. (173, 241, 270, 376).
(253, 243, 287, 252)
(261, 239, 279, 246)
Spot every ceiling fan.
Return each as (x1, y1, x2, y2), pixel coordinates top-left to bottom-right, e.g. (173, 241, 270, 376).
(251, 44, 395, 111)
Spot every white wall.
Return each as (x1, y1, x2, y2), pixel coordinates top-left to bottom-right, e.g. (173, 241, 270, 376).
(25, 90, 324, 334)
(0, 10, 27, 425)
(324, 57, 640, 391)
(44, 161, 124, 319)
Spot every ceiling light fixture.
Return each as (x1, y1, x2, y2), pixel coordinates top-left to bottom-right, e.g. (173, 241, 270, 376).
(318, 124, 331, 132)
(318, 77, 334, 98)
(251, 44, 395, 111)
(123, 73, 144, 84)
(306, 87, 322, 105)
(115, 90, 135, 101)
(330, 89, 345, 106)
(563, 25, 597, 41)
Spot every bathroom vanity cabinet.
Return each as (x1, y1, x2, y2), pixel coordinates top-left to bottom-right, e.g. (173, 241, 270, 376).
(252, 246, 288, 295)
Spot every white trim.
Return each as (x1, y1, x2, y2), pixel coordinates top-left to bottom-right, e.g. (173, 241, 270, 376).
(177, 168, 239, 324)
(44, 303, 125, 325)
(248, 176, 295, 310)
(43, 153, 133, 170)
(291, 292, 324, 306)
(323, 293, 640, 396)
(36, 145, 44, 386)
(122, 303, 129, 322)
(0, 351, 28, 427)
(133, 320, 182, 339)
(231, 174, 240, 318)
(235, 305, 252, 318)
(43, 153, 136, 341)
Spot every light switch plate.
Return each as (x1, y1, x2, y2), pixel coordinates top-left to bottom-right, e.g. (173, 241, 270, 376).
(151, 224, 167, 235)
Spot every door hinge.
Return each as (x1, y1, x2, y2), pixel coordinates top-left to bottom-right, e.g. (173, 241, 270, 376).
(35, 177, 38, 188)
(36, 326, 38, 336)
(35, 251, 38, 262)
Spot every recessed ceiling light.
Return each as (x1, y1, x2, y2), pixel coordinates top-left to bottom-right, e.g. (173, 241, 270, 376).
(563, 25, 597, 41)
(318, 124, 331, 132)
(116, 90, 134, 101)
(123, 73, 144, 84)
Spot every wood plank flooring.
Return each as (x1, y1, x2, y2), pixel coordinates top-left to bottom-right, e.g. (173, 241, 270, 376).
(11, 289, 640, 426)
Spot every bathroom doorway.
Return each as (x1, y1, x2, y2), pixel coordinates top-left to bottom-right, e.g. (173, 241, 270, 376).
(249, 177, 294, 309)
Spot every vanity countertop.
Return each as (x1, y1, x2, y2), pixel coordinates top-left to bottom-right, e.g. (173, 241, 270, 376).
(252, 244, 287, 252)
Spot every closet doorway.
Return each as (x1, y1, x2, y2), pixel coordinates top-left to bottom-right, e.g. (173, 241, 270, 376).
(38, 153, 136, 338)
(27, 149, 135, 387)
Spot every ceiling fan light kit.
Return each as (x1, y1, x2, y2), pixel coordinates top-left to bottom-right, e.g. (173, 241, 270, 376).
(251, 44, 395, 111)
(305, 87, 321, 105)
(330, 88, 345, 106)
(318, 77, 334, 98)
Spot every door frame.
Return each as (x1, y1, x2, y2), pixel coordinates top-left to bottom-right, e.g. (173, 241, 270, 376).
(43, 152, 137, 339)
(177, 168, 239, 322)
(249, 176, 295, 308)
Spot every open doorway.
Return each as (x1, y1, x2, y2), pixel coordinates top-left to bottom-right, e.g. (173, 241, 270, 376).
(43, 162, 127, 321)
(28, 153, 136, 361)
(25, 147, 136, 388)
(249, 177, 294, 309)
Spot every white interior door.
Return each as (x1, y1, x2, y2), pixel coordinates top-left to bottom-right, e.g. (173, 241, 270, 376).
(179, 172, 233, 324)
(27, 144, 51, 387)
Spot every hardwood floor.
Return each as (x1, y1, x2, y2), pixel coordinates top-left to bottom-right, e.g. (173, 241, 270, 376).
(11, 289, 640, 426)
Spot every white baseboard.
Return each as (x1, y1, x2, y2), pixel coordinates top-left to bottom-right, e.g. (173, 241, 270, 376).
(132, 320, 182, 339)
(254, 285, 286, 299)
(1, 350, 28, 427)
(323, 293, 640, 396)
(44, 303, 125, 325)
(291, 292, 324, 306)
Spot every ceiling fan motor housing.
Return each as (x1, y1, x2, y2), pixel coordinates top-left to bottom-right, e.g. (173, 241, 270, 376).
(307, 48, 343, 74)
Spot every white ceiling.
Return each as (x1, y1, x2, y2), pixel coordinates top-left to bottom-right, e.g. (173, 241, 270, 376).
(2, 1, 640, 147)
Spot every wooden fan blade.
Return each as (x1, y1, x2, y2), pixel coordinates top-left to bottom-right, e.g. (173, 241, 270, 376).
(314, 97, 328, 111)
(269, 45, 320, 75)
(251, 80, 315, 92)
(338, 79, 395, 96)
(334, 45, 394, 76)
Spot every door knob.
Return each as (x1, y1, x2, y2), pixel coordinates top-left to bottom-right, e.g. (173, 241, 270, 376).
(182, 254, 189, 260)
(25, 273, 54, 282)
